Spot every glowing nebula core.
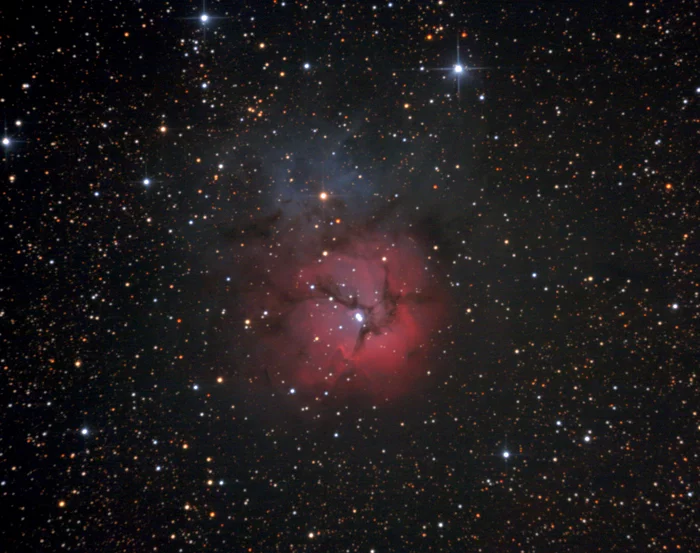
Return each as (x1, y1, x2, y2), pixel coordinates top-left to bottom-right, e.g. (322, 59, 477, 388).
(240, 228, 448, 400)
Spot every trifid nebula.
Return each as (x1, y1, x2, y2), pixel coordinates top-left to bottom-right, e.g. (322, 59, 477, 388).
(1, 1, 697, 552)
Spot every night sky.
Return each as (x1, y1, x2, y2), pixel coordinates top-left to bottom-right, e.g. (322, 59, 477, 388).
(1, 1, 698, 551)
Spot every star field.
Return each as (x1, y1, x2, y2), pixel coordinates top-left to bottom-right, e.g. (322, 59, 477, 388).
(0, 1, 697, 551)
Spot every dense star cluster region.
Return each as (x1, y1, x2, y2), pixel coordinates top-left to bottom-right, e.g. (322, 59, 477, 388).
(0, 1, 697, 552)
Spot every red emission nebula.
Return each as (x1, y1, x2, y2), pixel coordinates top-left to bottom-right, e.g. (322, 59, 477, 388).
(240, 228, 449, 400)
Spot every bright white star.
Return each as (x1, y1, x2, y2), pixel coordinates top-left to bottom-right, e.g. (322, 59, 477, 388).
(454, 64, 464, 74)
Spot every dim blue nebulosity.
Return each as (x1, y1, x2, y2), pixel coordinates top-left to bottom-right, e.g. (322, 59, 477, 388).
(0, 1, 697, 551)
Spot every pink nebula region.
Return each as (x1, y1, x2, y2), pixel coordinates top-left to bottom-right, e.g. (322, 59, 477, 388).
(242, 231, 448, 400)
